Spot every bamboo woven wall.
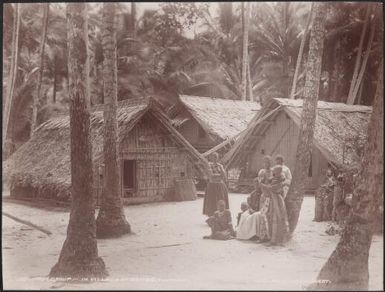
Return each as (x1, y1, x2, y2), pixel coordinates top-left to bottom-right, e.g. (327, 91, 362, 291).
(96, 112, 194, 204)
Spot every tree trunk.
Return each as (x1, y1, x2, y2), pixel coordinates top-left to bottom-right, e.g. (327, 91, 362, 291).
(346, 4, 371, 105)
(356, 78, 364, 105)
(53, 56, 57, 103)
(285, 2, 327, 233)
(131, 2, 136, 39)
(351, 16, 376, 104)
(3, 3, 20, 153)
(330, 39, 340, 102)
(280, 2, 291, 98)
(49, 3, 107, 279)
(31, 3, 49, 133)
(126, 2, 137, 61)
(246, 62, 253, 101)
(290, 3, 313, 99)
(241, 2, 249, 101)
(96, 3, 131, 239)
(313, 57, 383, 292)
(89, 38, 103, 106)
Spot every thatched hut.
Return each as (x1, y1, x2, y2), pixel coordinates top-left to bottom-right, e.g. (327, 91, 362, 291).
(222, 98, 372, 192)
(5, 98, 209, 205)
(168, 95, 261, 155)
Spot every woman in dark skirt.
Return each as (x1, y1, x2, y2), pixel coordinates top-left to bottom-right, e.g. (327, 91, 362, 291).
(203, 152, 229, 216)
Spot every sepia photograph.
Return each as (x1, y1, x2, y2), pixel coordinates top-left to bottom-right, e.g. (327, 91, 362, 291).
(2, 2, 383, 290)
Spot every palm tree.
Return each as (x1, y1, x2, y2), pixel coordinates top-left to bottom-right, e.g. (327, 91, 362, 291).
(193, 4, 244, 99)
(44, 4, 68, 104)
(3, 3, 20, 155)
(349, 5, 376, 104)
(2, 4, 70, 157)
(241, 2, 249, 100)
(130, 2, 136, 38)
(31, 3, 49, 133)
(285, 2, 328, 233)
(314, 22, 383, 288)
(290, 3, 313, 99)
(249, 2, 310, 101)
(346, 3, 371, 104)
(323, 2, 381, 104)
(96, 2, 131, 238)
(49, 3, 107, 279)
(110, 5, 233, 104)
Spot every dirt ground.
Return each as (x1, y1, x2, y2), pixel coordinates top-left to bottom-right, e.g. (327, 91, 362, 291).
(2, 193, 383, 290)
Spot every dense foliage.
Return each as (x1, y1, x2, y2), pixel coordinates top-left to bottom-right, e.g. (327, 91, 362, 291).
(2, 2, 382, 155)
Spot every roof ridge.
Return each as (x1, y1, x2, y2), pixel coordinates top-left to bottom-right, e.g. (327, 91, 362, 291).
(273, 98, 372, 111)
(179, 95, 261, 105)
(92, 97, 149, 112)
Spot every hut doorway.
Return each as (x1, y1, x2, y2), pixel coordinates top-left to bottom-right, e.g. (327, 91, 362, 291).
(122, 160, 136, 198)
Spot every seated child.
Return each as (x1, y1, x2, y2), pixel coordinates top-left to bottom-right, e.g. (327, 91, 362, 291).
(236, 200, 270, 242)
(237, 201, 250, 226)
(204, 200, 235, 240)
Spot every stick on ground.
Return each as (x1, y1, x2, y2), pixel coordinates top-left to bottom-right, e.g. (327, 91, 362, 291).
(146, 242, 192, 249)
(2, 211, 52, 236)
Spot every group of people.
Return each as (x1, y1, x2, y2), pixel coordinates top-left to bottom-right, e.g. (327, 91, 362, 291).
(202, 153, 292, 247)
(314, 166, 354, 224)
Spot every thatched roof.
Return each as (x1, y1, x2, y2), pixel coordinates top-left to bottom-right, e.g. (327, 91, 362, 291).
(5, 98, 208, 197)
(170, 95, 261, 142)
(222, 98, 372, 169)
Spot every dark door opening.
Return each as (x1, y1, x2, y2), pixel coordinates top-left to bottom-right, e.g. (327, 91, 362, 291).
(123, 160, 136, 197)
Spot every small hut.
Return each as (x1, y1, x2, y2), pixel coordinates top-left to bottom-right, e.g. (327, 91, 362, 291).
(222, 98, 372, 193)
(168, 95, 261, 155)
(5, 98, 209, 205)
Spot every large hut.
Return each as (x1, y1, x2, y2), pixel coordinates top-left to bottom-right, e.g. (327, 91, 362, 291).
(222, 98, 372, 192)
(168, 95, 261, 156)
(5, 98, 209, 205)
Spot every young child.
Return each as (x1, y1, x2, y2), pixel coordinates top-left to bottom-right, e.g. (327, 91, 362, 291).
(270, 165, 286, 194)
(204, 200, 235, 240)
(237, 201, 250, 226)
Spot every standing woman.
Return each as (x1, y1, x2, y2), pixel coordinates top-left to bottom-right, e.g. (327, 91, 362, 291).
(203, 152, 229, 217)
(259, 165, 290, 245)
